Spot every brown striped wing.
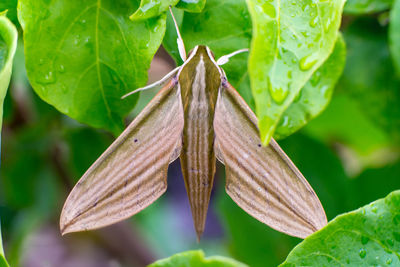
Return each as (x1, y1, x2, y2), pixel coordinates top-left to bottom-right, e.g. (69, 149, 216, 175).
(213, 82, 327, 239)
(60, 79, 184, 235)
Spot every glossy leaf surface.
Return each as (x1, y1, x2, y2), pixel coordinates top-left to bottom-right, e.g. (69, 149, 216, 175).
(246, 0, 345, 144)
(275, 35, 346, 139)
(0, 13, 17, 133)
(18, 0, 165, 134)
(344, 0, 392, 14)
(281, 190, 400, 266)
(130, 0, 180, 21)
(176, 0, 206, 13)
(148, 250, 248, 267)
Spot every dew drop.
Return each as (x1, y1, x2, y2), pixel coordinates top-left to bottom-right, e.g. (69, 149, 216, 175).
(294, 90, 302, 102)
(43, 71, 56, 84)
(387, 239, 394, 247)
(58, 65, 65, 73)
(81, 19, 86, 24)
(261, 2, 276, 18)
(309, 16, 318, 27)
(270, 88, 288, 104)
(281, 115, 290, 126)
(387, 258, 393, 265)
(310, 71, 321, 86)
(287, 70, 292, 79)
(39, 58, 45, 65)
(324, 18, 331, 32)
(320, 85, 330, 98)
(299, 55, 317, 71)
(359, 248, 366, 259)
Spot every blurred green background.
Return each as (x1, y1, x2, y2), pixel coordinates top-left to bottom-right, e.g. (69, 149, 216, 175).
(1, 4, 400, 267)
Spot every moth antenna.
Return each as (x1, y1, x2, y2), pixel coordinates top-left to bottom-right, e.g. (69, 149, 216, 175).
(121, 66, 180, 99)
(216, 48, 249, 66)
(169, 6, 187, 62)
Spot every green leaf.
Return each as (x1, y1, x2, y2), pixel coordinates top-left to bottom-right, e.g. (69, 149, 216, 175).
(0, 14, 17, 131)
(280, 190, 400, 266)
(339, 18, 400, 144)
(390, 0, 400, 75)
(304, 94, 392, 155)
(18, 0, 165, 134)
(344, 0, 392, 14)
(163, 0, 253, 106)
(176, 0, 206, 13)
(275, 34, 346, 139)
(0, 222, 9, 267)
(130, 0, 180, 21)
(246, 0, 345, 145)
(148, 250, 248, 267)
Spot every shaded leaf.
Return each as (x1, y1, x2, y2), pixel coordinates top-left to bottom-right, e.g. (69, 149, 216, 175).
(339, 18, 400, 144)
(0, 13, 17, 131)
(390, 0, 400, 75)
(130, 0, 180, 21)
(275, 34, 346, 139)
(18, 0, 165, 134)
(148, 250, 248, 267)
(176, 0, 206, 13)
(304, 94, 392, 155)
(344, 0, 392, 14)
(246, 0, 345, 145)
(280, 190, 400, 266)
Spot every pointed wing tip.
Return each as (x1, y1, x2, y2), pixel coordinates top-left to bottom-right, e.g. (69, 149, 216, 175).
(196, 230, 204, 243)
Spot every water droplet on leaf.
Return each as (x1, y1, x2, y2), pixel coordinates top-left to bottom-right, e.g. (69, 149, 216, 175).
(359, 248, 366, 258)
(299, 55, 317, 71)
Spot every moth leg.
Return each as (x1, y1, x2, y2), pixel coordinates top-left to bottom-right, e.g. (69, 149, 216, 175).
(121, 66, 180, 99)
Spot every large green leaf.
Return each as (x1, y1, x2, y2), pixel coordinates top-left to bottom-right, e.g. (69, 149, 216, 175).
(176, 0, 206, 13)
(148, 250, 248, 267)
(246, 0, 345, 145)
(18, 0, 165, 134)
(0, 222, 9, 267)
(390, 0, 400, 75)
(275, 34, 346, 139)
(280, 190, 400, 266)
(0, 13, 17, 133)
(130, 0, 180, 21)
(344, 0, 392, 14)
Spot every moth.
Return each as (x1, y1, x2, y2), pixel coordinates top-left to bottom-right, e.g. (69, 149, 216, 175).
(60, 9, 327, 240)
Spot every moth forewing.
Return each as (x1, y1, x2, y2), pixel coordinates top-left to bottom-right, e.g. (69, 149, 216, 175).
(60, 79, 184, 235)
(213, 82, 327, 239)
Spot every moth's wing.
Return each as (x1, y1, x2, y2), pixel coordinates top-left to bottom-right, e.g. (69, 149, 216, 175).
(60, 79, 184, 235)
(213, 82, 327, 239)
